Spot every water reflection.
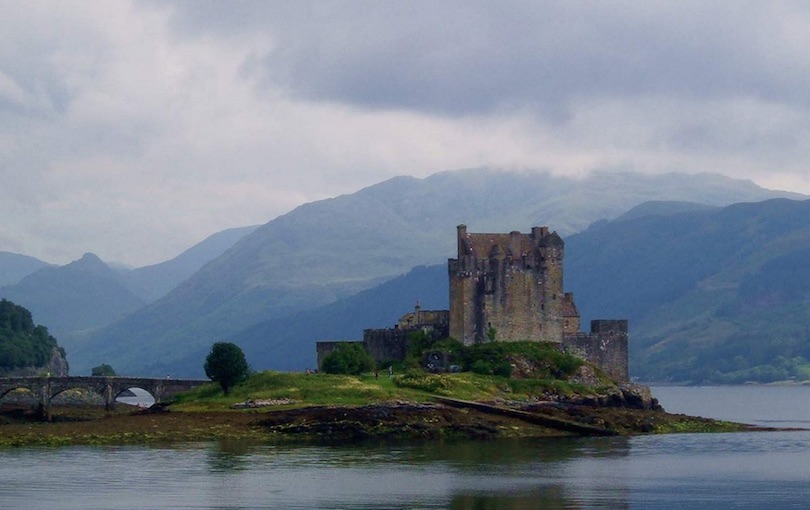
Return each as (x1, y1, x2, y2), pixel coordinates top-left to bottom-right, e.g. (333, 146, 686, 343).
(4, 430, 810, 509)
(450, 485, 630, 510)
(205, 439, 255, 472)
(192, 438, 634, 509)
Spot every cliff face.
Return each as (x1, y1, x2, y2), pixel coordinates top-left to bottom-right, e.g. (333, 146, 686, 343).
(0, 347, 69, 377)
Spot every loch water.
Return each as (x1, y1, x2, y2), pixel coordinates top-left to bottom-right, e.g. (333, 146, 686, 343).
(2, 385, 810, 509)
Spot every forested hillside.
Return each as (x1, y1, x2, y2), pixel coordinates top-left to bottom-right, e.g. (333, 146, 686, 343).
(0, 299, 66, 375)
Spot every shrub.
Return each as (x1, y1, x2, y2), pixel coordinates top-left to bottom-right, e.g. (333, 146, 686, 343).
(471, 359, 492, 375)
(91, 364, 116, 376)
(321, 343, 374, 375)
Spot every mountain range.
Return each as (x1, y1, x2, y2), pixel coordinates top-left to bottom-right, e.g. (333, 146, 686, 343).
(0, 252, 52, 287)
(227, 197, 810, 384)
(0, 168, 804, 380)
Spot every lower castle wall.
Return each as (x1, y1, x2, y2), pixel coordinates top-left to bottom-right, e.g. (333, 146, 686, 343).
(318, 321, 630, 383)
(562, 320, 629, 382)
(363, 329, 411, 366)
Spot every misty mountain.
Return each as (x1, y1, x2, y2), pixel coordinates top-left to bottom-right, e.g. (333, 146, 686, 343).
(0, 253, 146, 341)
(0, 252, 52, 287)
(143, 264, 449, 377)
(239, 197, 810, 383)
(612, 200, 720, 221)
(122, 225, 259, 302)
(71, 168, 802, 376)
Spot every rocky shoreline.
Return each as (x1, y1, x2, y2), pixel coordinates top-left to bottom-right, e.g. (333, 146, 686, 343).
(0, 393, 763, 447)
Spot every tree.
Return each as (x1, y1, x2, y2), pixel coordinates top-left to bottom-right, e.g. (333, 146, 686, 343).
(204, 342, 249, 394)
(321, 342, 374, 375)
(91, 364, 116, 376)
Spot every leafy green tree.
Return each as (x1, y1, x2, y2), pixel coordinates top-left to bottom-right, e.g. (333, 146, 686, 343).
(321, 342, 374, 375)
(204, 342, 250, 394)
(91, 364, 116, 376)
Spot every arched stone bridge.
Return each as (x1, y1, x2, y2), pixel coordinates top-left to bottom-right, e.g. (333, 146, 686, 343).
(0, 376, 209, 420)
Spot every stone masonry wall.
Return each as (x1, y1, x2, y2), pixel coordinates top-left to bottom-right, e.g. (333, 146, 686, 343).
(449, 225, 566, 345)
(562, 320, 629, 382)
(363, 329, 411, 366)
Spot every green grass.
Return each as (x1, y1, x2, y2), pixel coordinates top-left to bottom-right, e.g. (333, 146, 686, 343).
(172, 367, 608, 411)
(173, 371, 429, 411)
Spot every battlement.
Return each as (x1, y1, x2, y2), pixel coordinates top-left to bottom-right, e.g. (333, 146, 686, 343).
(562, 320, 630, 382)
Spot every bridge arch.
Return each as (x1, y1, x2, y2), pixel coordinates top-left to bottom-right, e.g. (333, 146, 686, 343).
(112, 386, 156, 408)
(49, 385, 105, 405)
(0, 384, 35, 401)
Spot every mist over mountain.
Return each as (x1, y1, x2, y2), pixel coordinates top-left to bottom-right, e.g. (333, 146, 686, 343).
(157, 265, 448, 377)
(0, 253, 146, 341)
(0, 252, 52, 287)
(71, 168, 801, 376)
(123, 225, 259, 302)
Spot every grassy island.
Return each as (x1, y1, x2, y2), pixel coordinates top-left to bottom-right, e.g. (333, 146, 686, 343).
(0, 365, 758, 447)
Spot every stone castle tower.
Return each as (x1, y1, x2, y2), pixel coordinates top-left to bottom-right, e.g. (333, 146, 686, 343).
(449, 224, 579, 345)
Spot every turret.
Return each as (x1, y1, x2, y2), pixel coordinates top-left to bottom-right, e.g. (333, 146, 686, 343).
(457, 224, 467, 257)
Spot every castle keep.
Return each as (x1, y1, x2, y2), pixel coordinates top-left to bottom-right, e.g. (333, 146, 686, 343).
(449, 224, 576, 344)
(317, 225, 629, 381)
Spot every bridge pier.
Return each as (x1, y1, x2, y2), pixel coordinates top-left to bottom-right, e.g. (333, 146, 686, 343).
(104, 383, 115, 412)
(37, 378, 52, 422)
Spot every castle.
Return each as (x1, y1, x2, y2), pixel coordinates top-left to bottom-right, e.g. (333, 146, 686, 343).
(317, 225, 628, 381)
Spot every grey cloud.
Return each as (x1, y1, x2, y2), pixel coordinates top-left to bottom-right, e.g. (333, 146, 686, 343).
(160, 1, 810, 119)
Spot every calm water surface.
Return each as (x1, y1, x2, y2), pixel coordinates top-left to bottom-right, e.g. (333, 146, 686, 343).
(2, 385, 810, 509)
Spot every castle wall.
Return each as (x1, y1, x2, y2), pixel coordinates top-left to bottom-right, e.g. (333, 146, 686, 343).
(398, 309, 449, 331)
(562, 320, 629, 382)
(363, 328, 411, 366)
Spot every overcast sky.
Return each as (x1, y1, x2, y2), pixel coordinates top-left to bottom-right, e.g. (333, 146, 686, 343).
(3, 1, 810, 266)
